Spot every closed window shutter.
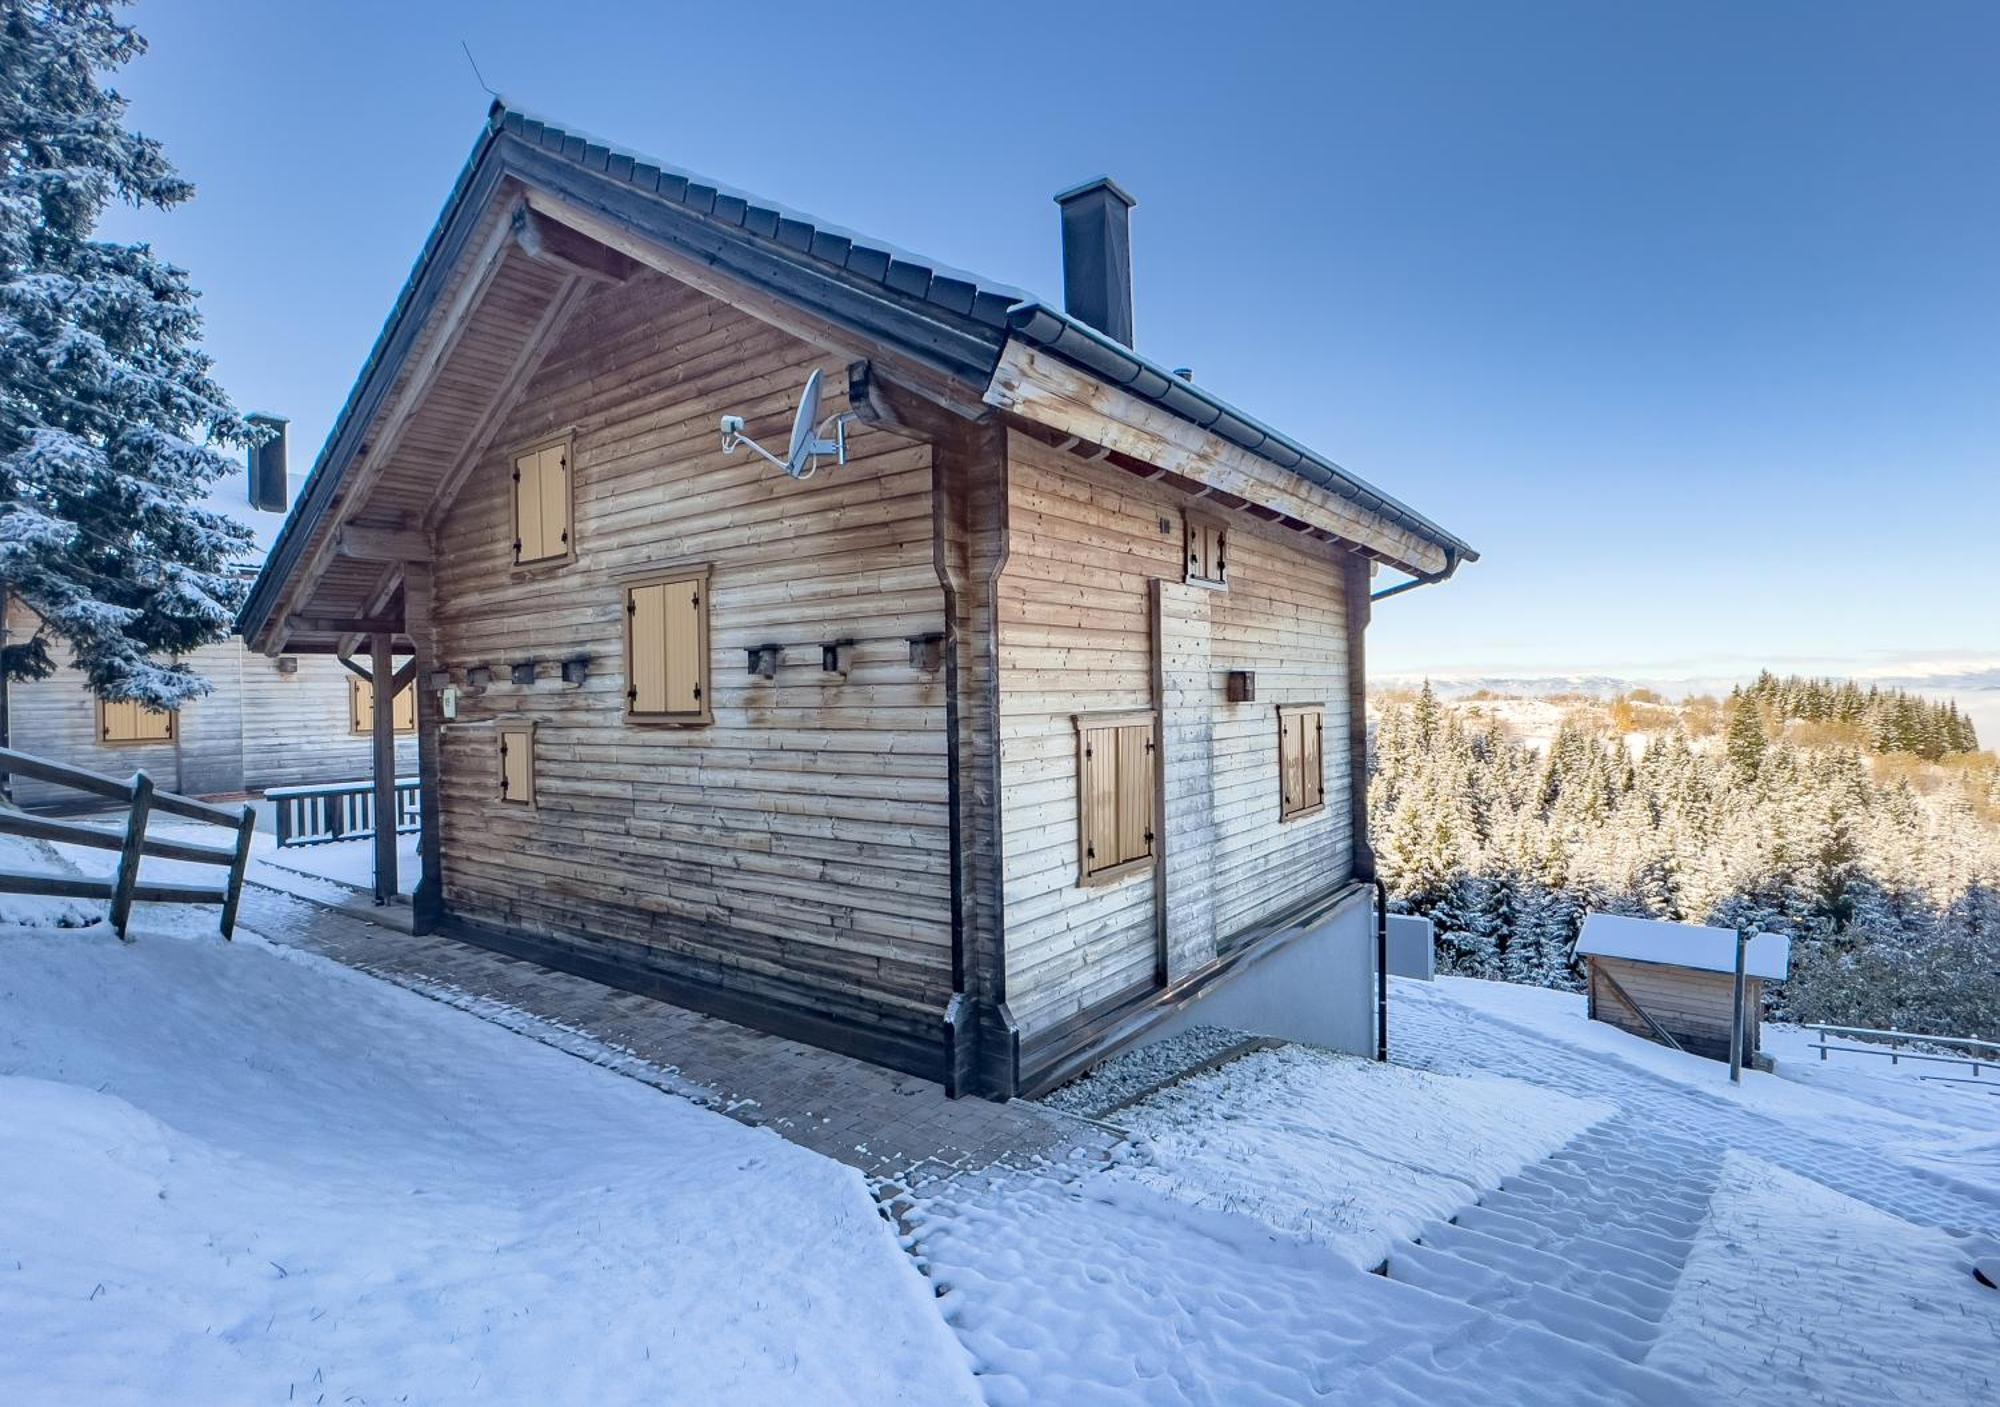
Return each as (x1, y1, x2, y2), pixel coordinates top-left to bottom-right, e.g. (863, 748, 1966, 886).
(1116, 722, 1155, 864)
(1081, 725, 1120, 874)
(392, 683, 416, 732)
(102, 699, 173, 742)
(1303, 710, 1323, 809)
(350, 677, 372, 735)
(499, 726, 534, 805)
(661, 576, 703, 714)
(627, 583, 667, 714)
(539, 445, 569, 556)
(514, 450, 543, 563)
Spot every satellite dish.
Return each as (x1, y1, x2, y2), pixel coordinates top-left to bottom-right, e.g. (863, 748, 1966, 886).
(718, 367, 854, 481)
(786, 369, 824, 475)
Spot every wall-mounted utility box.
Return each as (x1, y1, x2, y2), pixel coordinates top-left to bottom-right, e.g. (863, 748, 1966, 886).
(561, 655, 590, 686)
(1226, 670, 1257, 702)
(510, 661, 537, 686)
(908, 634, 945, 672)
(747, 644, 781, 679)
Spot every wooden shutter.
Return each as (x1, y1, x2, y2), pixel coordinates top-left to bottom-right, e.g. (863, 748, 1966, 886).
(498, 725, 534, 806)
(627, 570, 709, 722)
(101, 698, 173, 743)
(1115, 722, 1156, 864)
(514, 449, 544, 563)
(349, 677, 373, 735)
(1279, 704, 1326, 819)
(1080, 723, 1120, 876)
(661, 576, 703, 715)
(1184, 515, 1227, 586)
(514, 439, 571, 565)
(627, 583, 666, 714)
(391, 682, 417, 733)
(1076, 713, 1157, 881)
(1303, 709, 1323, 811)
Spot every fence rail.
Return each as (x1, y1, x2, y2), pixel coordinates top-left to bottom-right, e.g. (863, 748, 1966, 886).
(0, 744, 254, 939)
(269, 777, 420, 849)
(1804, 1023, 1997, 1080)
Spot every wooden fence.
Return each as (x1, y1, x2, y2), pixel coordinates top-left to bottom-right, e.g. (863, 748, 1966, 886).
(268, 777, 420, 848)
(0, 745, 256, 939)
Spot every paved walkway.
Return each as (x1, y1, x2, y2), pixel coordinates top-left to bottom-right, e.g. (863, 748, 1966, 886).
(234, 883, 1117, 1188)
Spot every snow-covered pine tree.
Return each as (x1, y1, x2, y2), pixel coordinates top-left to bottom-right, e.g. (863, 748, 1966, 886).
(0, 0, 255, 707)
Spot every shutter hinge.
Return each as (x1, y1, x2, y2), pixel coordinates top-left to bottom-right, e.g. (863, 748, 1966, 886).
(512, 468, 521, 483)
(691, 593, 701, 608)
(1085, 843, 1096, 859)
(693, 686, 702, 700)
(1144, 829, 1155, 844)
(627, 598, 637, 616)
(1084, 744, 1093, 759)
(559, 529, 569, 544)
(627, 685, 637, 701)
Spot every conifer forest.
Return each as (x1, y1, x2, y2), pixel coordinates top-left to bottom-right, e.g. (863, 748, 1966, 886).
(1370, 675, 2000, 1035)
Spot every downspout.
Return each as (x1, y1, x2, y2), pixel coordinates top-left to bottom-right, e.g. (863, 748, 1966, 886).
(1371, 546, 1462, 603)
(1359, 545, 1461, 1059)
(1343, 555, 1389, 1063)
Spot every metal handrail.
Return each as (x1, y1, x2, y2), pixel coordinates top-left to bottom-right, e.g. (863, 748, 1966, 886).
(1805, 1024, 1994, 1079)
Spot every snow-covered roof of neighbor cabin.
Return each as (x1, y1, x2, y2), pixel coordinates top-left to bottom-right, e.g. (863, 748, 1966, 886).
(1575, 912, 1791, 981)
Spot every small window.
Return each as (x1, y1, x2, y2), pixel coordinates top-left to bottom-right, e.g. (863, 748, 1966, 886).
(1075, 711, 1157, 884)
(1278, 703, 1325, 821)
(498, 723, 536, 806)
(349, 676, 417, 736)
(98, 698, 175, 744)
(512, 435, 573, 566)
(626, 567, 710, 725)
(1185, 513, 1227, 587)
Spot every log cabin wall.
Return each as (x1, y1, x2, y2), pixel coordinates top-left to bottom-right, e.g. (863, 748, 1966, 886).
(428, 269, 954, 1068)
(239, 652, 418, 791)
(997, 433, 1357, 1040)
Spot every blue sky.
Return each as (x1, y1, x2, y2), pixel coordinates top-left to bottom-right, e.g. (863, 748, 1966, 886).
(99, 0, 2000, 682)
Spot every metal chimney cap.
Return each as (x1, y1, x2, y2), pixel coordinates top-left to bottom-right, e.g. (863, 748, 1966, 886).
(1053, 176, 1137, 209)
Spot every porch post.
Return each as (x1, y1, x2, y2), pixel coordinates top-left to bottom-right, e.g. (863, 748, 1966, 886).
(369, 630, 396, 905)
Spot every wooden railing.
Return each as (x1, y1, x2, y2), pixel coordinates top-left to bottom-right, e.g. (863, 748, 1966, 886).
(0, 745, 256, 940)
(268, 776, 420, 849)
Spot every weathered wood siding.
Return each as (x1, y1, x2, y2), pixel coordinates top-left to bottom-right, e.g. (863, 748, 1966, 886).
(238, 652, 418, 791)
(428, 270, 952, 1053)
(1589, 955, 1761, 1059)
(997, 434, 1356, 1039)
(4, 603, 418, 805)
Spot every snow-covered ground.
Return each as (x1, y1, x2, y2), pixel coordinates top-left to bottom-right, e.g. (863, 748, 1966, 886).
(0, 901, 980, 1405)
(7, 813, 1998, 1404)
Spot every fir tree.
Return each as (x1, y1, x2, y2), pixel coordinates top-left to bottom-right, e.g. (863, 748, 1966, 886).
(0, 0, 255, 706)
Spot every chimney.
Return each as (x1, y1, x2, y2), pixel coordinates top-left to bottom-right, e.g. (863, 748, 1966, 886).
(1055, 177, 1137, 347)
(246, 413, 289, 513)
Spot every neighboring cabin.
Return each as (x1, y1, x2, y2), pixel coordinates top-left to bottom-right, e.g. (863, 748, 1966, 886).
(239, 103, 1476, 1099)
(1577, 912, 1791, 1065)
(4, 433, 417, 808)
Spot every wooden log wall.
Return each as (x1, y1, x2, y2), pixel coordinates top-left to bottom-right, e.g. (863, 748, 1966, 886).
(997, 433, 1357, 1039)
(429, 270, 953, 1054)
(239, 652, 417, 792)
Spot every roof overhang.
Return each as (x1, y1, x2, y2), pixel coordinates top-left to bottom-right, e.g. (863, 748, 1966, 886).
(241, 101, 1475, 651)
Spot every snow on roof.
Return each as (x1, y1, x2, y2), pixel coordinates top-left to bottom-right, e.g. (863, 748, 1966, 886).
(1575, 912, 1791, 981)
(199, 461, 303, 572)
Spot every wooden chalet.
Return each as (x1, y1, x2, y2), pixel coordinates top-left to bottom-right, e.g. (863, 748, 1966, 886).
(239, 103, 1477, 1099)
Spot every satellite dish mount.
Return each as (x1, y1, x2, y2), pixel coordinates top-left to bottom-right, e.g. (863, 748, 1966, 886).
(719, 368, 854, 480)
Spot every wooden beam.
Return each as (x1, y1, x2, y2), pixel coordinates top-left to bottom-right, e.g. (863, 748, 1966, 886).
(512, 205, 638, 283)
(335, 524, 430, 563)
(287, 615, 404, 637)
(369, 631, 397, 906)
(405, 565, 445, 934)
(270, 204, 517, 643)
(426, 274, 587, 533)
(984, 338, 1449, 576)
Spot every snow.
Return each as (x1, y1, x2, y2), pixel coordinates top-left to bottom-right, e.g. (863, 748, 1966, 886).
(250, 829, 421, 894)
(908, 1044, 1644, 1403)
(1107, 1043, 1612, 1271)
(0, 914, 980, 1405)
(1576, 910, 1791, 980)
(1651, 1153, 2000, 1404)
